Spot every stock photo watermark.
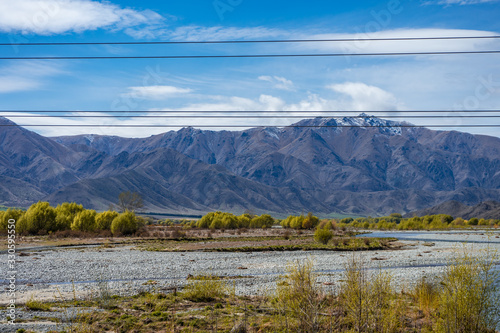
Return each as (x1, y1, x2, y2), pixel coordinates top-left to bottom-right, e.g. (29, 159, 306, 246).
(213, 0, 244, 21)
(6, 218, 17, 325)
(454, 74, 500, 111)
(340, 0, 404, 61)
(8, 0, 64, 54)
(111, 64, 168, 112)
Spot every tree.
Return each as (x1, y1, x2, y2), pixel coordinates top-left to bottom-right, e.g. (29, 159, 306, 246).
(95, 211, 119, 231)
(468, 217, 479, 226)
(0, 208, 24, 233)
(111, 211, 138, 235)
(118, 191, 144, 212)
(55, 202, 84, 230)
(22, 201, 57, 234)
(71, 210, 97, 232)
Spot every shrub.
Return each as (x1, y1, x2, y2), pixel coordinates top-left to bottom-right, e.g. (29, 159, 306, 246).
(55, 202, 84, 230)
(250, 214, 274, 228)
(71, 210, 97, 232)
(438, 248, 500, 332)
(95, 211, 119, 231)
(467, 217, 479, 226)
(111, 211, 138, 235)
(0, 208, 24, 233)
(21, 201, 57, 234)
(314, 227, 333, 245)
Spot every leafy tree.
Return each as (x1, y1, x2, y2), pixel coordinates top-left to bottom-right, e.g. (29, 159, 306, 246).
(95, 211, 119, 230)
(71, 210, 97, 232)
(22, 202, 57, 234)
(0, 208, 24, 233)
(118, 191, 144, 212)
(111, 211, 138, 235)
(250, 214, 275, 228)
(55, 202, 84, 230)
(468, 217, 479, 226)
(302, 212, 319, 229)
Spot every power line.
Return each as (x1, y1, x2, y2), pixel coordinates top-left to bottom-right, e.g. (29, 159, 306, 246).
(1, 50, 500, 61)
(2, 35, 500, 46)
(0, 110, 499, 114)
(2, 115, 500, 119)
(1, 124, 498, 128)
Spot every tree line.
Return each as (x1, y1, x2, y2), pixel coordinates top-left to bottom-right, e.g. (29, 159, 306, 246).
(0, 202, 141, 236)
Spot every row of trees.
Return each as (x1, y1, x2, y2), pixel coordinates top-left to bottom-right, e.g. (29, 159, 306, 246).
(281, 212, 320, 230)
(196, 212, 275, 229)
(0, 202, 141, 236)
(341, 213, 500, 230)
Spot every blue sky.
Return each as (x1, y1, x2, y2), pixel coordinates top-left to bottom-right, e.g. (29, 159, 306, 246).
(0, 0, 499, 137)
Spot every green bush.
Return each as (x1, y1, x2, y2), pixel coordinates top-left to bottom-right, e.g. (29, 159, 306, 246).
(55, 202, 84, 230)
(20, 201, 57, 234)
(250, 214, 274, 228)
(438, 249, 500, 332)
(96, 211, 119, 231)
(71, 210, 97, 232)
(467, 217, 479, 226)
(111, 211, 138, 235)
(314, 227, 333, 245)
(0, 208, 24, 233)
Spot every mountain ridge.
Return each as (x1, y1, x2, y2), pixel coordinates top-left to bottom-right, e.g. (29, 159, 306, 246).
(1, 115, 499, 216)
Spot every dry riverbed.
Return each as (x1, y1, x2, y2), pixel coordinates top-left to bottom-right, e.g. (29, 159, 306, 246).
(1, 229, 499, 332)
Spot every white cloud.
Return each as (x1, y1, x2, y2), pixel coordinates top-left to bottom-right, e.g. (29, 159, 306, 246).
(327, 82, 400, 111)
(258, 76, 295, 91)
(293, 28, 500, 54)
(0, 62, 63, 93)
(165, 25, 285, 41)
(124, 85, 193, 100)
(0, 0, 164, 35)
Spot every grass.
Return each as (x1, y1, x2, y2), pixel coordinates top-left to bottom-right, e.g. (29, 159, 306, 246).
(25, 296, 51, 311)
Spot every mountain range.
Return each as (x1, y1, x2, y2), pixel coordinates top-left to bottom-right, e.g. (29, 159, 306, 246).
(1, 114, 500, 217)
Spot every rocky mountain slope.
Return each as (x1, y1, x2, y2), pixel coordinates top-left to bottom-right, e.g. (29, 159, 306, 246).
(1, 115, 500, 216)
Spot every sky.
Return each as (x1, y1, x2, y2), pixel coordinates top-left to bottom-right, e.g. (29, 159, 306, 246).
(0, 0, 499, 138)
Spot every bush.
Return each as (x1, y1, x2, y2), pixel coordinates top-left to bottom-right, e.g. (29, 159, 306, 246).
(96, 211, 119, 231)
(111, 211, 138, 235)
(20, 201, 57, 235)
(55, 202, 84, 230)
(438, 248, 500, 332)
(0, 208, 24, 233)
(281, 213, 319, 230)
(467, 217, 479, 226)
(71, 210, 97, 232)
(314, 227, 333, 245)
(250, 214, 274, 228)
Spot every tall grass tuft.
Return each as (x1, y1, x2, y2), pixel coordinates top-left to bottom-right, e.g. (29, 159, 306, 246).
(274, 258, 324, 332)
(182, 274, 228, 302)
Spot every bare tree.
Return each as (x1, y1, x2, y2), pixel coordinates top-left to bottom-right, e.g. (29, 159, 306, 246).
(118, 191, 144, 212)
